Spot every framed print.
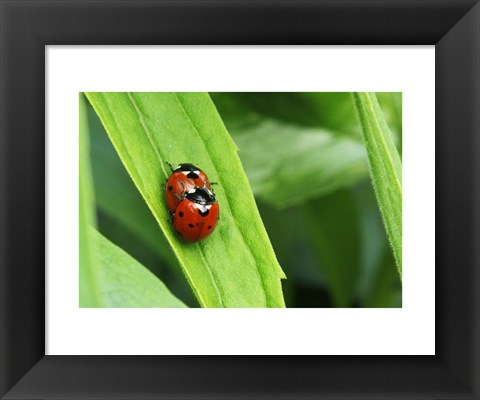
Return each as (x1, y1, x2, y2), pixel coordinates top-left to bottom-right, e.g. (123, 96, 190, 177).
(46, 47, 431, 356)
(1, 0, 479, 399)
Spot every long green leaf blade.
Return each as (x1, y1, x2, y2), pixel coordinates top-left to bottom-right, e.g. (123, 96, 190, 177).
(91, 229, 186, 308)
(352, 92, 402, 278)
(87, 102, 179, 268)
(85, 92, 286, 308)
(79, 94, 101, 307)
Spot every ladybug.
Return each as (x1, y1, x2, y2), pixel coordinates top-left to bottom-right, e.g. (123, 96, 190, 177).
(164, 163, 212, 214)
(173, 187, 219, 242)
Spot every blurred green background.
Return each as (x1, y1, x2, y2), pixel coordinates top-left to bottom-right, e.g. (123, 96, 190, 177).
(86, 92, 402, 308)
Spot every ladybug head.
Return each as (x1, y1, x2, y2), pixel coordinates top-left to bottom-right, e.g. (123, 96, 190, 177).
(174, 163, 200, 173)
(186, 187, 216, 205)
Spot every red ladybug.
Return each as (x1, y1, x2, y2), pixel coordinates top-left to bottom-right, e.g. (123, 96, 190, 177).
(173, 187, 219, 242)
(164, 163, 212, 214)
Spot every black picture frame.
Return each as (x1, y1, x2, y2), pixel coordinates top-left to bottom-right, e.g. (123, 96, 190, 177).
(1, 0, 479, 398)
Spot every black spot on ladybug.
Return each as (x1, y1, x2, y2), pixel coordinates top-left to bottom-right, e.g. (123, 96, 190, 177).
(187, 171, 199, 179)
(179, 211, 184, 217)
(198, 208, 209, 217)
(188, 223, 194, 228)
(208, 225, 212, 230)
(167, 186, 173, 191)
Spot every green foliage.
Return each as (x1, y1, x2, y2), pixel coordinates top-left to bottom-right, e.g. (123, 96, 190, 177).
(212, 92, 402, 307)
(212, 92, 362, 135)
(305, 190, 362, 307)
(353, 93, 403, 278)
(211, 93, 369, 208)
(80, 95, 187, 308)
(233, 120, 368, 208)
(87, 104, 196, 305)
(91, 229, 186, 308)
(87, 103, 180, 269)
(81, 92, 402, 308)
(85, 92, 286, 308)
(79, 94, 100, 307)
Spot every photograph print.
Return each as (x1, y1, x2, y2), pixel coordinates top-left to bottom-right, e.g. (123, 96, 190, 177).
(79, 92, 402, 308)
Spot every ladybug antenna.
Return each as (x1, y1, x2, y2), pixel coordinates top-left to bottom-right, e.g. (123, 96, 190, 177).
(166, 161, 174, 172)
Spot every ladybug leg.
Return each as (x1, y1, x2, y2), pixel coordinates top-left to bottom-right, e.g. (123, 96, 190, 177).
(168, 211, 175, 224)
(206, 181, 217, 195)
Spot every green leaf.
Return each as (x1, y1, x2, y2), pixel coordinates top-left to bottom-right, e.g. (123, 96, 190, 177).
(257, 201, 326, 307)
(377, 92, 403, 154)
(363, 248, 402, 308)
(352, 92, 402, 278)
(79, 94, 101, 307)
(91, 228, 186, 308)
(212, 92, 362, 135)
(87, 102, 197, 306)
(211, 93, 369, 208)
(305, 190, 362, 307)
(354, 182, 392, 300)
(87, 103, 179, 269)
(85, 92, 286, 308)
(353, 181, 402, 305)
(233, 120, 368, 208)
